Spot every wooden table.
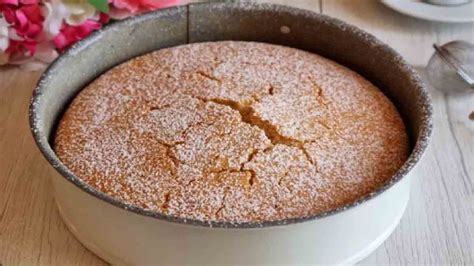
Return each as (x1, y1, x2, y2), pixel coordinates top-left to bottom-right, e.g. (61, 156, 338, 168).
(1, 1, 473, 265)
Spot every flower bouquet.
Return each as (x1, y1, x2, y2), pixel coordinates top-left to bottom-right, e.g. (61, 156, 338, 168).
(0, 0, 179, 70)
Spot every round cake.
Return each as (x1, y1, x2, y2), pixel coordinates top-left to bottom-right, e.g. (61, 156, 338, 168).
(54, 41, 409, 223)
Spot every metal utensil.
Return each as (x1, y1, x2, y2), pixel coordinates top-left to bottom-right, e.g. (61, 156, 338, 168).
(427, 41, 474, 93)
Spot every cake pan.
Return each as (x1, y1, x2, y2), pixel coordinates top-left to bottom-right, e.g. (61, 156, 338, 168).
(29, 2, 433, 265)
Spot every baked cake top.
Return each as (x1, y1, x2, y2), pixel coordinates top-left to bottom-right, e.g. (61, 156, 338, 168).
(55, 41, 409, 223)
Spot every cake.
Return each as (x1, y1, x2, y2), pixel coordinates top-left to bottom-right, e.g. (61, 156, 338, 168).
(54, 41, 409, 223)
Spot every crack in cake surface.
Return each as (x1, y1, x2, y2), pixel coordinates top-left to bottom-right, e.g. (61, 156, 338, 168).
(196, 70, 221, 83)
(194, 96, 315, 164)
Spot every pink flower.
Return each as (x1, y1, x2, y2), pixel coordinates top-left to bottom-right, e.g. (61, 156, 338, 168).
(0, 0, 180, 69)
(53, 19, 101, 51)
(5, 40, 57, 70)
(5, 38, 36, 55)
(1, 0, 44, 40)
(109, 0, 178, 19)
(0, 0, 40, 5)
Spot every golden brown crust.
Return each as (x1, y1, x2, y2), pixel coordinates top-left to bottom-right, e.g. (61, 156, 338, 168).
(54, 41, 409, 222)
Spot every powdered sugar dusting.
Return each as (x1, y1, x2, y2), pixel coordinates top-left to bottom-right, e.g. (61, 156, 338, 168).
(54, 41, 409, 223)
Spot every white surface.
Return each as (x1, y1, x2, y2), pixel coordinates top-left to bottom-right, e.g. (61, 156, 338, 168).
(51, 169, 413, 265)
(381, 0, 474, 23)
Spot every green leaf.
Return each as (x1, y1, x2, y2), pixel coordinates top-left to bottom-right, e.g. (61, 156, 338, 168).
(88, 0, 109, 13)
